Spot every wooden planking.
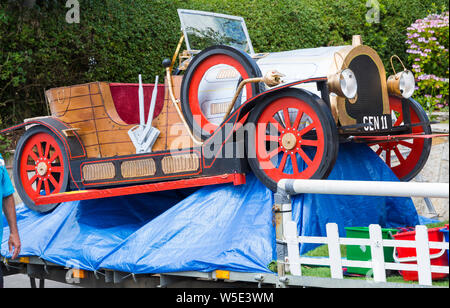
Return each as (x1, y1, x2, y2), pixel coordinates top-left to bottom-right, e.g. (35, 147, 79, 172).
(46, 84, 102, 117)
(94, 117, 131, 132)
(100, 142, 137, 157)
(96, 83, 135, 157)
(85, 145, 101, 158)
(151, 76, 194, 152)
(163, 76, 195, 150)
(46, 83, 101, 157)
(98, 130, 133, 143)
(77, 132, 99, 147)
(45, 77, 195, 159)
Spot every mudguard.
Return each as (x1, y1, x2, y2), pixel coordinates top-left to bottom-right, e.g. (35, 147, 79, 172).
(0, 117, 86, 160)
(201, 79, 328, 168)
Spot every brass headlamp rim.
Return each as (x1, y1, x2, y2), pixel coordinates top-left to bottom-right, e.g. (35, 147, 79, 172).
(327, 69, 357, 99)
(387, 69, 415, 99)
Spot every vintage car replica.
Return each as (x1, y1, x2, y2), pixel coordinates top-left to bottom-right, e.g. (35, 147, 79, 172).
(1, 10, 434, 212)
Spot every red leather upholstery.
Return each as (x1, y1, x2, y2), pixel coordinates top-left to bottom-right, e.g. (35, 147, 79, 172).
(109, 83, 165, 125)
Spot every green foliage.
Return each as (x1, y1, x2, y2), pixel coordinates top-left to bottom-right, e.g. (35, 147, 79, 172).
(0, 0, 449, 130)
(405, 10, 449, 111)
(0, 134, 11, 159)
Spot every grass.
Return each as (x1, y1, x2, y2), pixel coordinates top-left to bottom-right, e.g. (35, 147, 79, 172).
(269, 221, 449, 287)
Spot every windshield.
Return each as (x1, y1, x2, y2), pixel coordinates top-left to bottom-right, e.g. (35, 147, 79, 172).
(178, 9, 254, 54)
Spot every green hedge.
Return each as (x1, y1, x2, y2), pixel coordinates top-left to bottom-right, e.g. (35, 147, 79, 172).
(0, 0, 448, 129)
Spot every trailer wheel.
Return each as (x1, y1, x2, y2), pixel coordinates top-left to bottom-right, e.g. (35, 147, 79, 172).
(369, 97, 432, 181)
(13, 126, 70, 213)
(247, 89, 339, 192)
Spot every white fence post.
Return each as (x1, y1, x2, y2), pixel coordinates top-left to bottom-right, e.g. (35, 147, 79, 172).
(415, 225, 432, 286)
(286, 221, 302, 276)
(326, 223, 343, 279)
(369, 224, 386, 282)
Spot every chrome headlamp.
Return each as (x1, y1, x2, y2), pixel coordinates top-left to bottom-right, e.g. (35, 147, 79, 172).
(327, 68, 358, 99)
(387, 70, 415, 99)
(387, 55, 416, 99)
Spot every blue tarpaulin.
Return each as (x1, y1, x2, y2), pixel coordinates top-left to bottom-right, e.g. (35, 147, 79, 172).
(1, 143, 419, 274)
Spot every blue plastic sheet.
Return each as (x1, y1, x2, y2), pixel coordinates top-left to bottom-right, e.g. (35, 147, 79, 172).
(2, 143, 419, 274)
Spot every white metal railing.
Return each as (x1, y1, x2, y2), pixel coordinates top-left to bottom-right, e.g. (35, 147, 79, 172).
(275, 179, 449, 287)
(278, 179, 449, 199)
(282, 222, 449, 286)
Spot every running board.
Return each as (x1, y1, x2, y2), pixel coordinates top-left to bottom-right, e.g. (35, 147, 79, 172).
(35, 174, 246, 205)
(349, 133, 448, 142)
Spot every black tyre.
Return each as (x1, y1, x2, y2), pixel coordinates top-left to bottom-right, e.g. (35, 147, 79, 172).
(180, 45, 262, 140)
(13, 126, 70, 213)
(246, 88, 339, 192)
(369, 96, 432, 181)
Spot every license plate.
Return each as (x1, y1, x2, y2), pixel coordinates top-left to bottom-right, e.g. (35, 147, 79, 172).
(361, 114, 392, 132)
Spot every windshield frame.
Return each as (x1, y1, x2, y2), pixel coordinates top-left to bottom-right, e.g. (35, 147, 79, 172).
(177, 9, 255, 55)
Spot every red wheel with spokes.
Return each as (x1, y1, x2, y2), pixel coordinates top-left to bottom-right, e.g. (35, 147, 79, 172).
(13, 126, 69, 213)
(247, 89, 339, 192)
(369, 96, 431, 181)
(181, 45, 262, 140)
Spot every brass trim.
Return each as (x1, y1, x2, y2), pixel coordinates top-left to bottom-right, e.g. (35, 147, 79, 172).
(387, 73, 403, 97)
(222, 77, 264, 121)
(352, 35, 363, 47)
(165, 33, 204, 145)
(165, 68, 204, 145)
(329, 95, 339, 124)
(121, 159, 156, 178)
(330, 45, 390, 126)
(62, 128, 80, 137)
(221, 70, 284, 121)
(170, 34, 185, 71)
(389, 55, 407, 76)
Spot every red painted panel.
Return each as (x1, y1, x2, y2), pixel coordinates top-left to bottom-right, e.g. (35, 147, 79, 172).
(35, 174, 246, 205)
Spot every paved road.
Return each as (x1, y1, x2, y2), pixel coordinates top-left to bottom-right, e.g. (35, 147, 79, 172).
(4, 274, 81, 288)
